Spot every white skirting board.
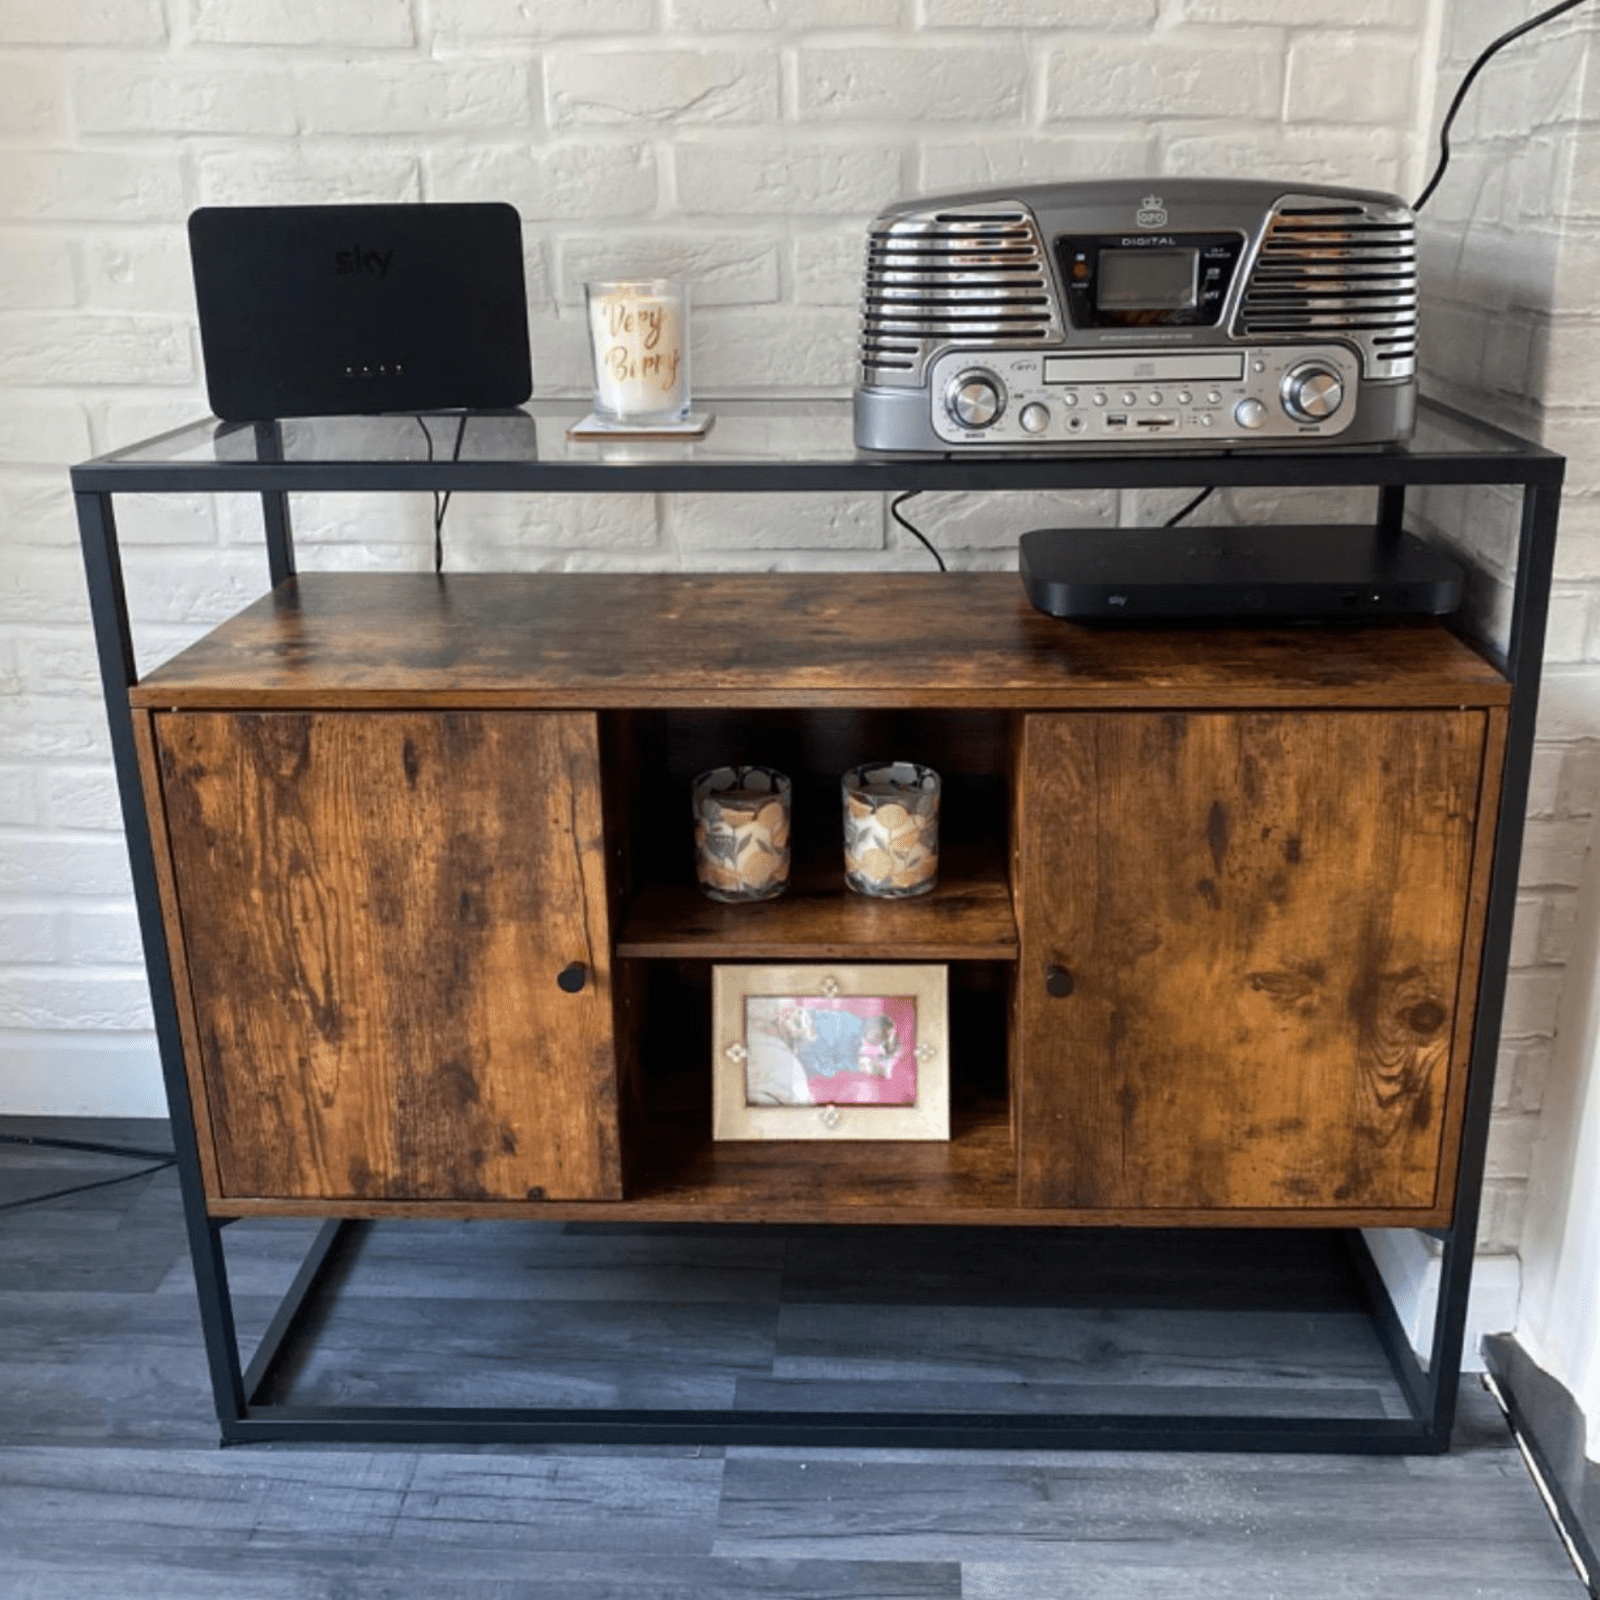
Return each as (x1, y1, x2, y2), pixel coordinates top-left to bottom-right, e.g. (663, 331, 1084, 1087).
(0, 1034, 167, 1118)
(1363, 1228, 1522, 1372)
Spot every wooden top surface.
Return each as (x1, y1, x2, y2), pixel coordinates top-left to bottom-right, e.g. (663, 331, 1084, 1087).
(131, 572, 1509, 710)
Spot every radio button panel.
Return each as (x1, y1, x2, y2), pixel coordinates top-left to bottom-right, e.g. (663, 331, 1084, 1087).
(927, 345, 1360, 447)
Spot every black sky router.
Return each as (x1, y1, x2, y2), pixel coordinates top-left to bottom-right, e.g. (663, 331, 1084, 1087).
(188, 202, 532, 422)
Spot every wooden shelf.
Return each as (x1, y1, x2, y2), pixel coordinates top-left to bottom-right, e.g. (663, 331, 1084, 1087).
(616, 854, 1018, 961)
(625, 1107, 1020, 1220)
(130, 572, 1511, 711)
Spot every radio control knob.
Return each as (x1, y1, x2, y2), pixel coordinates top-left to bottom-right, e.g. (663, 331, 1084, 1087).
(1019, 402, 1050, 434)
(1177, 389, 1193, 405)
(1282, 362, 1345, 423)
(946, 370, 1004, 430)
(1234, 397, 1268, 430)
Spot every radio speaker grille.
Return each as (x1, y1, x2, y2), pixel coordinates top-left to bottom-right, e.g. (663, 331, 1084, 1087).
(860, 204, 1064, 384)
(1236, 198, 1417, 377)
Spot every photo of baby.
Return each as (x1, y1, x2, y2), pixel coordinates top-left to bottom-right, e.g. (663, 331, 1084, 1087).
(743, 992, 919, 1108)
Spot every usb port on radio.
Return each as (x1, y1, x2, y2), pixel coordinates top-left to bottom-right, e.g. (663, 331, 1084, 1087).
(1105, 414, 1129, 428)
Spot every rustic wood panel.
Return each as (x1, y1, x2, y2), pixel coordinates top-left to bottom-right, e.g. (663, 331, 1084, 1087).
(1429, 704, 1509, 1213)
(1015, 709, 1488, 1213)
(131, 710, 224, 1202)
(599, 710, 651, 1200)
(128, 573, 1509, 711)
(155, 710, 622, 1203)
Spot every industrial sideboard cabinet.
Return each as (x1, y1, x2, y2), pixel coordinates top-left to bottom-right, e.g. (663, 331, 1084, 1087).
(72, 397, 1563, 1450)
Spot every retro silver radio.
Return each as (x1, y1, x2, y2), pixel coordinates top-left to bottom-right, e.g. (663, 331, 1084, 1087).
(853, 179, 1417, 452)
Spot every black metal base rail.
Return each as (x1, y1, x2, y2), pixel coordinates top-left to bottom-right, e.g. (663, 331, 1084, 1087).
(70, 400, 1565, 1452)
(222, 1412, 1449, 1453)
(210, 1216, 1450, 1453)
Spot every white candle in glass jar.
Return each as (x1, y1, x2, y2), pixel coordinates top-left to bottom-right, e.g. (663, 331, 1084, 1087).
(585, 278, 691, 424)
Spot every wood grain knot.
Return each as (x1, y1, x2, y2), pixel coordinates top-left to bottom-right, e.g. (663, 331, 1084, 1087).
(1247, 964, 1325, 1011)
(1402, 1000, 1446, 1037)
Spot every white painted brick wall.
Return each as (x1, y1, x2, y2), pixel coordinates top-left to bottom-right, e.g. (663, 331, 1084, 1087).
(196, 150, 423, 207)
(1043, 34, 1283, 122)
(0, 0, 1595, 1301)
(70, 62, 301, 137)
(798, 44, 1028, 123)
(1284, 34, 1421, 127)
(674, 142, 903, 216)
(547, 49, 778, 128)
(434, 0, 655, 39)
(186, 0, 418, 49)
(426, 144, 660, 220)
(0, 59, 65, 137)
(3, 1, 167, 46)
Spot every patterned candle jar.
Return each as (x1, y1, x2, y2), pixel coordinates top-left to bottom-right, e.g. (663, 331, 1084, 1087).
(692, 766, 792, 903)
(842, 762, 940, 898)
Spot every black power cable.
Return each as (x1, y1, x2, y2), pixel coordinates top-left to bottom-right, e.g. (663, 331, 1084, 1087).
(0, 1132, 177, 1214)
(889, 489, 947, 571)
(0, 1132, 174, 1161)
(1414, 0, 1592, 214)
(1163, 486, 1215, 527)
(416, 412, 468, 572)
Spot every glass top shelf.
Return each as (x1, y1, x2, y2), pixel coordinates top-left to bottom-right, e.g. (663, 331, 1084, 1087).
(72, 393, 1561, 495)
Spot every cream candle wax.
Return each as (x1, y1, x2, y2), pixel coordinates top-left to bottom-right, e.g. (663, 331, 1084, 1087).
(584, 278, 691, 424)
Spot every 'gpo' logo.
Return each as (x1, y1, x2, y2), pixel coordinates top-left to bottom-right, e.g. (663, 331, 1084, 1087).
(1136, 194, 1167, 228)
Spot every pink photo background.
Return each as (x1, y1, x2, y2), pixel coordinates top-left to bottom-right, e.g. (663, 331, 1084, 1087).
(796, 994, 919, 1107)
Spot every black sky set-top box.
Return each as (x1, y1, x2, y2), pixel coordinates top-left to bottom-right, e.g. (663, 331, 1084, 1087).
(1019, 525, 1466, 622)
(188, 203, 533, 422)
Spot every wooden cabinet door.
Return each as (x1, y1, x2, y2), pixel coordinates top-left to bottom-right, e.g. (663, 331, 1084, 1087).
(1014, 710, 1492, 1216)
(152, 711, 622, 1203)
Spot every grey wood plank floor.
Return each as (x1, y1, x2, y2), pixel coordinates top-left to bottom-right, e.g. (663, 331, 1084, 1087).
(0, 1118, 1585, 1599)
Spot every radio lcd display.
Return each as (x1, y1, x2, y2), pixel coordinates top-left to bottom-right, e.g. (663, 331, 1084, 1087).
(1054, 230, 1242, 330)
(1095, 248, 1198, 311)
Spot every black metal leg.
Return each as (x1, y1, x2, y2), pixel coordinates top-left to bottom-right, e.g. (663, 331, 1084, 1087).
(1378, 483, 1406, 535)
(75, 488, 250, 1430)
(241, 1220, 352, 1408)
(1423, 474, 1563, 1437)
(1345, 1231, 1435, 1430)
(262, 491, 295, 586)
(253, 421, 296, 584)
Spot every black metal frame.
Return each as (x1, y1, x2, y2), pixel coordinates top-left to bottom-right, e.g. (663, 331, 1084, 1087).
(71, 397, 1565, 1451)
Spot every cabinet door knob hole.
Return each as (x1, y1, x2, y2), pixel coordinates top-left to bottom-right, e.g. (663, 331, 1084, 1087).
(1046, 965, 1075, 998)
(557, 962, 587, 993)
